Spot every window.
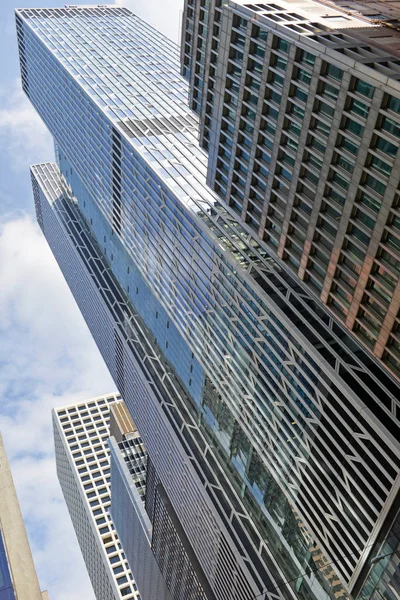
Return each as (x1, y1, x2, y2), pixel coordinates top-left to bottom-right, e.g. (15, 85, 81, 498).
(349, 98, 369, 119)
(369, 155, 392, 178)
(364, 174, 386, 196)
(317, 100, 335, 118)
(343, 117, 364, 137)
(348, 224, 370, 247)
(296, 68, 312, 86)
(99, 526, 109, 535)
(271, 53, 287, 71)
(358, 191, 381, 213)
(337, 135, 358, 156)
(325, 63, 343, 81)
(298, 49, 315, 66)
(276, 37, 290, 52)
(334, 153, 354, 174)
(354, 79, 374, 99)
(331, 170, 349, 190)
(379, 249, 400, 274)
(373, 136, 397, 159)
(313, 118, 330, 137)
(381, 116, 400, 139)
(321, 82, 339, 102)
(109, 554, 120, 564)
(113, 565, 124, 575)
(386, 95, 400, 115)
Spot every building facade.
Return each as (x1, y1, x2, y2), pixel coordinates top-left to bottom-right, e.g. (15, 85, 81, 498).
(0, 432, 47, 600)
(16, 3, 400, 600)
(53, 394, 141, 600)
(182, 0, 400, 380)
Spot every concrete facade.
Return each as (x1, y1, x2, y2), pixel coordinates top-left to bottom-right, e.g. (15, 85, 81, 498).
(0, 433, 45, 600)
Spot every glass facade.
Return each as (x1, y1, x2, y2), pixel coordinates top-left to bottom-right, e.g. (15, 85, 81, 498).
(18, 4, 400, 600)
(0, 531, 14, 600)
(357, 509, 400, 600)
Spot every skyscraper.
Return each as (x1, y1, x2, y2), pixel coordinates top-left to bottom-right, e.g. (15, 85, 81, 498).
(182, 0, 400, 379)
(0, 432, 48, 600)
(53, 393, 142, 600)
(16, 3, 400, 600)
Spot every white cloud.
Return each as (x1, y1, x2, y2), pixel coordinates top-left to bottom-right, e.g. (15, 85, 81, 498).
(0, 215, 115, 599)
(0, 80, 53, 172)
(115, 0, 184, 42)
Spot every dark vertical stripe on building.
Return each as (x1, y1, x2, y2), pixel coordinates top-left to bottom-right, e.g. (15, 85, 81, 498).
(111, 128, 122, 234)
(15, 16, 30, 97)
(146, 459, 216, 600)
(31, 171, 44, 232)
(114, 328, 125, 399)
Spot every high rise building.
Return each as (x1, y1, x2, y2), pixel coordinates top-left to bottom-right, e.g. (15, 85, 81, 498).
(53, 393, 142, 600)
(182, 0, 400, 379)
(0, 432, 48, 600)
(16, 3, 400, 600)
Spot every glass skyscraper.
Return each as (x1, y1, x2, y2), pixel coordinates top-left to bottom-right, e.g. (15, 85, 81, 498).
(16, 3, 400, 600)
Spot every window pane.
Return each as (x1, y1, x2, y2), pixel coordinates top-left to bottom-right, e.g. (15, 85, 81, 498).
(381, 116, 400, 139)
(354, 79, 374, 99)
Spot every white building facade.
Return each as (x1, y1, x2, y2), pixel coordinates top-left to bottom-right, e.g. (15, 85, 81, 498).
(53, 393, 140, 600)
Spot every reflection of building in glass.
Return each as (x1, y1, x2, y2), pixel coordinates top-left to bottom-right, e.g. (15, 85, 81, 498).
(356, 501, 400, 599)
(16, 3, 400, 600)
(0, 433, 47, 600)
(53, 395, 141, 600)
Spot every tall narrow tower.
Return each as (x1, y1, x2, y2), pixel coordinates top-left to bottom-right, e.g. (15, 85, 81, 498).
(53, 393, 142, 600)
(0, 432, 47, 600)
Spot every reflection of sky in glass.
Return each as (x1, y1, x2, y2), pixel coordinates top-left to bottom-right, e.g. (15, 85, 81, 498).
(21, 7, 214, 217)
(0, 530, 14, 599)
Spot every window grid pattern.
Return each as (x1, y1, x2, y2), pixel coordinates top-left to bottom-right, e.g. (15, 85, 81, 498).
(118, 435, 147, 500)
(199, 2, 400, 379)
(54, 395, 140, 600)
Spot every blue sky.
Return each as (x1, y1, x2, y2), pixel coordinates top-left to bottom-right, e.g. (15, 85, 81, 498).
(0, 0, 182, 597)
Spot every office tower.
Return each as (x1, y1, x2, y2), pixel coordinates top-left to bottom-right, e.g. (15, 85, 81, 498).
(16, 3, 400, 600)
(182, 0, 400, 380)
(53, 393, 141, 600)
(0, 432, 47, 600)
